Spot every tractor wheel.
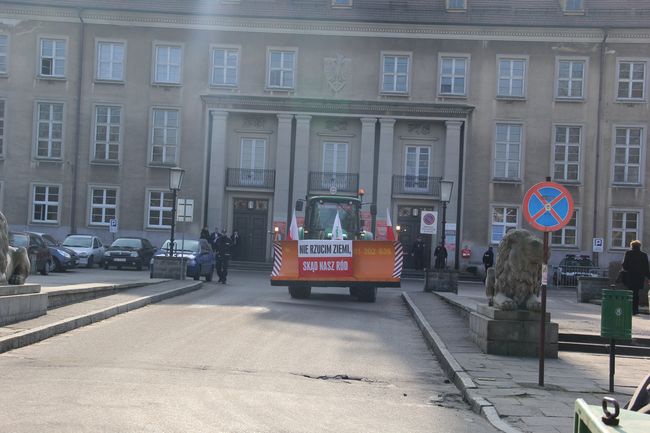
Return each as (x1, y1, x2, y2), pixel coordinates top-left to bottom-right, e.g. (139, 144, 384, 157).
(357, 287, 377, 303)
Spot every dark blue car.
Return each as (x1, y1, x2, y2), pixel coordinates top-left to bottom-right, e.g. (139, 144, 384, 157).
(31, 232, 79, 272)
(150, 239, 215, 281)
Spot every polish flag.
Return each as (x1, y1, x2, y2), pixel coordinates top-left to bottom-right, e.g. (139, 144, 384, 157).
(386, 208, 396, 241)
(288, 211, 299, 240)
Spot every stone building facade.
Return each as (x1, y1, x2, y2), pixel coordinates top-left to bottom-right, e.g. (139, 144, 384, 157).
(0, 0, 648, 268)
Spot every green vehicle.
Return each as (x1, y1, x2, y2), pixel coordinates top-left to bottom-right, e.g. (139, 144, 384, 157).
(297, 194, 375, 241)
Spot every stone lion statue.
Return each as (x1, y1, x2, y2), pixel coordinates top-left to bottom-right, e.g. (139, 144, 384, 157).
(0, 211, 31, 285)
(485, 229, 543, 311)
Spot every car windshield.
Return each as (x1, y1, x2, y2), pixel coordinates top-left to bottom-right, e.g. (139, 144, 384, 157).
(63, 236, 92, 248)
(308, 200, 359, 234)
(8, 233, 29, 247)
(111, 239, 142, 248)
(160, 240, 200, 253)
(42, 235, 58, 247)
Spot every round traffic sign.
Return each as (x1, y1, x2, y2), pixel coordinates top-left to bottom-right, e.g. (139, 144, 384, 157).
(423, 213, 436, 225)
(523, 182, 574, 232)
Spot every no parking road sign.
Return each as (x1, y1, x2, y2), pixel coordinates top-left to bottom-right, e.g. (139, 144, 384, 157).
(523, 181, 574, 232)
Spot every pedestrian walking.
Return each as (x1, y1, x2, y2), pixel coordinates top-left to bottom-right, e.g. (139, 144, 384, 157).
(433, 242, 447, 270)
(200, 225, 211, 241)
(210, 227, 219, 252)
(621, 239, 650, 315)
(482, 246, 494, 275)
(231, 229, 241, 261)
(410, 235, 426, 270)
(215, 229, 232, 284)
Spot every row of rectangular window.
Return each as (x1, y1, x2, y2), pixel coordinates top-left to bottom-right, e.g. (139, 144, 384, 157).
(332, 1, 584, 13)
(491, 206, 639, 250)
(0, 35, 644, 101)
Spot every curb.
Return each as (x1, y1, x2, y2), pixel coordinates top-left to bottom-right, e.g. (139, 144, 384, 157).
(401, 292, 523, 433)
(0, 281, 203, 355)
(46, 280, 167, 309)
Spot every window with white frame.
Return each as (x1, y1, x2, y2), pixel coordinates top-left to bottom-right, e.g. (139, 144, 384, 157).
(40, 38, 66, 78)
(440, 57, 467, 96)
(147, 191, 173, 228)
(154, 45, 182, 84)
(0, 100, 4, 157)
(404, 145, 430, 191)
(90, 187, 117, 225)
(150, 108, 179, 165)
(611, 210, 640, 249)
(613, 127, 643, 184)
(331, 0, 352, 7)
(240, 138, 266, 186)
(268, 49, 295, 89)
(551, 210, 578, 246)
(497, 58, 526, 97)
(447, 0, 466, 10)
(564, 0, 583, 11)
(211, 47, 239, 86)
(557, 59, 585, 98)
(553, 126, 581, 181)
(36, 102, 64, 159)
(322, 141, 349, 190)
(93, 105, 121, 161)
(494, 123, 522, 180)
(0, 35, 7, 74)
(32, 185, 59, 223)
(617, 61, 645, 100)
(491, 206, 518, 244)
(96, 41, 124, 81)
(382, 54, 409, 93)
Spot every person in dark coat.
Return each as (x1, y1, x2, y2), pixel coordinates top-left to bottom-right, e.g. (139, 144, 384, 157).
(215, 229, 232, 284)
(231, 229, 241, 261)
(410, 235, 427, 270)
(482, 246, 494, 275)
(434, 242, 447, 269)
(200, 225, 211, 241)
(621, 239, 650, 315)
(210, 227, 219, 252)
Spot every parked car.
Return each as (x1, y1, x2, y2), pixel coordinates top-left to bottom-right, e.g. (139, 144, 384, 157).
(150, 239, 215, 281)
(104, 237, 156, 271)
(61, 235, 105, 268)
(553, 254, 599, 286)
(30, 232, 79, 272)
(8, 231, 52, 275)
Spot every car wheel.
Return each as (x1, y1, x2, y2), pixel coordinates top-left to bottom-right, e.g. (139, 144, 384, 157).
(87, 256, 94, 268)
(40, 261, 49, 276)
(47, 259, 57, 273)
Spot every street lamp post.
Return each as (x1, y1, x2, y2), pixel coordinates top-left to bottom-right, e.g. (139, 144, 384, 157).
(168, 167, 185, 257)
(439, 179, 454, 265)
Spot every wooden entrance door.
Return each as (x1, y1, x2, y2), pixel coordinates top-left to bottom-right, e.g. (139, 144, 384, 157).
(232, 199, 269, 262)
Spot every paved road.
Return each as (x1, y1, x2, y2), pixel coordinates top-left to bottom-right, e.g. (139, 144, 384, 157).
(0, 271, 496, 433)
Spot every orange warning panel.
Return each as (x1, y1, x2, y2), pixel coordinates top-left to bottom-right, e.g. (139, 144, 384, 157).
(270, 240, 402, 287)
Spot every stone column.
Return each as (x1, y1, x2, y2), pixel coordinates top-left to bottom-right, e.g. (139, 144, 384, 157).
(293, 115, 311, 204)
(207, 110, 228, 229)
(272, 114, 294, 234)
(359, 118, 377, 200)
(376, 118, 396, 238)
(443, 120, 462, 268)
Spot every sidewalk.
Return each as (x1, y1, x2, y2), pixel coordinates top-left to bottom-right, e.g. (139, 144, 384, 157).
(403, 281, 650, 433)
(0, 278, 203, 354)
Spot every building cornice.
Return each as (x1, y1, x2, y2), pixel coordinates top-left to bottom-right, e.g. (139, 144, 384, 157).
(1, 5, 649, 44)
(201, 94, 474, 119)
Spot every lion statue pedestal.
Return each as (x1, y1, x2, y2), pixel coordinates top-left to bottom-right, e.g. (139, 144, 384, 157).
(469, 229, 558, 358)
(0, 211, 47, 326)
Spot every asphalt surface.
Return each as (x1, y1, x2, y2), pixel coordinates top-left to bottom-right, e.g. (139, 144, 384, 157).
(0, 271, 497, 433)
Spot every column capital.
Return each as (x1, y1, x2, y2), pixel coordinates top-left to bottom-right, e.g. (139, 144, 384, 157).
(211, 110, 229, 120)
(361, 117, 377, 126)
(277, 113, 294, 123)
(445, 120, 463, 130)
(295, 114, 312, 123)
(379, 117, 396, 127)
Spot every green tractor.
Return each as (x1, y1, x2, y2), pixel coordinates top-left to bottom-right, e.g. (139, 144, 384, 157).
(296, 193, 375, 241)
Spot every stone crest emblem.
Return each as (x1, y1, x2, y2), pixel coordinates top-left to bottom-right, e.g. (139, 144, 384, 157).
(324, 53, 351, 94)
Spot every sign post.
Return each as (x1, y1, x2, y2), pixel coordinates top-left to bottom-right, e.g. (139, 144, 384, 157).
(109, 218, 118, 242)
(523, 178, 574, 387)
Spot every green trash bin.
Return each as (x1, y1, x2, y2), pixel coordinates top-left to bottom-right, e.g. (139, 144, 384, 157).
(601, 289, 632, 340)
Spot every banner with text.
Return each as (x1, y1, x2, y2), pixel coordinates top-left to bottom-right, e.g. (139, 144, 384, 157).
(298, 240, 353, 277)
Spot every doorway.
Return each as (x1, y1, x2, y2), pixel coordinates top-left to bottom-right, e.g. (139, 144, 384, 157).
(232, 198, 269, 262)
(397, 205, 433, 269)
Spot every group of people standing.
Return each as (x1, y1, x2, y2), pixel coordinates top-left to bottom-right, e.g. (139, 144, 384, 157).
(200, 226, 240, 284)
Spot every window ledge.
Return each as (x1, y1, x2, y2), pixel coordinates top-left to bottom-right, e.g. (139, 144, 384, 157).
(380, 91, 410, 97)
(37, 75, 67, 82)
(553, 180, 581, 186)
(34, 157, 63, 163)
(615, 98, 646, 105)
(146, 226, 172, 231)
(496, 95, 526, 101)
(90, 160, 120, 166)
(438, 93, 467, 99)
(555, 97, 585, 103)
(492, 178, 521, 184)
(550, 245, 580, 250)
(210, 83, 239, 90)
(94, 79, 125, 85)
(30, 221, 59, 226)
(0, 73, 8, 78)
(611, 183, 643, 188)
(265, 87, 295, 94)
(152, 82, 182, 88)
(148, 163, 178, 169)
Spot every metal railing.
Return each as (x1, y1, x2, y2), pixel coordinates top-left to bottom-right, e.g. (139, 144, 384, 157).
(308, 172, 359, 193)
(392, 175, 442, 196)
(226, 168, 275, 189)
(548, 265, 606, 288)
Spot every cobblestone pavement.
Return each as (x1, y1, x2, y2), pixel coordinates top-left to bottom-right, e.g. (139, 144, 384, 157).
(402, 280, 650, 433)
